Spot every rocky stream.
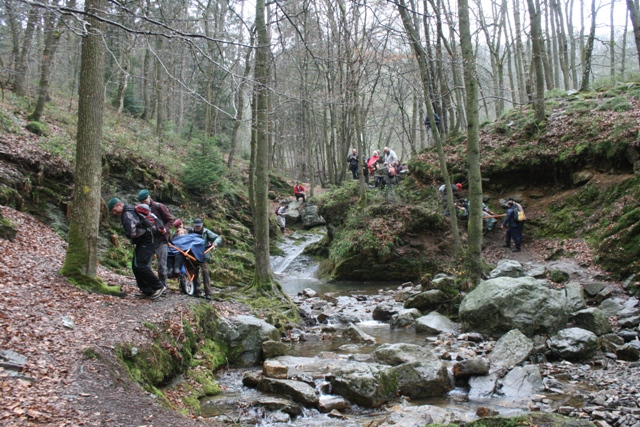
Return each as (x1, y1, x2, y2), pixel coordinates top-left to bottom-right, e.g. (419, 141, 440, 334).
(196, 230, 640, 427)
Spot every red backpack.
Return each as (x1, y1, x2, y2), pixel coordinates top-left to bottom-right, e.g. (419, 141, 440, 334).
(134, 204, 165, 235)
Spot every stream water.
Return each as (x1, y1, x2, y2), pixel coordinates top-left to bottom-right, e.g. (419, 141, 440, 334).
(201, 229, 531, 426)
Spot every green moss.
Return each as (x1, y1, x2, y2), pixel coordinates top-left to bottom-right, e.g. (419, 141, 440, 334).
(378, 370, 398, 396)
(550, 269, 569, 283)
(82, 347, 100, 360)
(597, 96, 632, 112)
(61, 224, 124, 296)
(25, 121, 49, 136)
(100, 244, 133, 275)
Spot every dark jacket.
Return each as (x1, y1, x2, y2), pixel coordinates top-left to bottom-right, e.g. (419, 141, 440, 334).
(189, 227, 222, 261)
(121, 205, 148, 243)
(149, 200, 174, 243)
(347, 153, 359, 170)
(502, 205, 519, 228)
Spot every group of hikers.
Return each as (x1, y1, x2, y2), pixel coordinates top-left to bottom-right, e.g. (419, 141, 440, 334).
(275, 181, 307, 234)
(107, 189, 221, 301)
(347, 147, 404, 189)
(439, 183, 526, 252)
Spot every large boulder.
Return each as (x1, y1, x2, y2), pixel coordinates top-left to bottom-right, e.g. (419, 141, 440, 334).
(404, 290, 448, 311)
(256, 378, 319, 407)
(459, 277, 569, 337)
(488, 329, 533, 374)
(488, 260, 525, 279)
(616, 341, 640, 362)
(499, 365, 543, 398)
(599, 298, 624, 316)
(373, 343, 435, 366)
(415, 312, 458, 334)
(301, 204, 326, 229)
(329, 362, 398, 408)
(216, 315, 280, 366)
(390, 309, 422, 329)
(547, 328, 598, 361)
(565, 283, 586, 312)
(468, 374, 498, 399)
(572, 308, 612, 336)
(392, 361, 454, 399)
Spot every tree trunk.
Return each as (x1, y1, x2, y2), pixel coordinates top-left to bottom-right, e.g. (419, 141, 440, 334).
(4, 0, 21, 83)
(396, 0, 461, 255)
(14, 5, 39, 97)
(622, 12, 629, 79)
(580, 0, 597, 91)
(458, 0, 483, 281)
(228, 40, 253, 169)
(61, 0, 118, 295)
(626, 0, 640, 70)
(610, 0, 616, 78)
(512, 0, 529, 104)
(29, 7, 66, 122)
(527, 0, 547, 122)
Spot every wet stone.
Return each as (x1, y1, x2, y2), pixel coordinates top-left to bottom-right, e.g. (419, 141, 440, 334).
(318, 395, 349, 413)
(255, 396, 302, 415)
(263, 360, 288, 379)
(262, 340, 290, 359)
(584, 282, 606, 297)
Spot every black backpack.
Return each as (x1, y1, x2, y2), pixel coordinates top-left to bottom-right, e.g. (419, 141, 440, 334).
(135, 205, 165, 236)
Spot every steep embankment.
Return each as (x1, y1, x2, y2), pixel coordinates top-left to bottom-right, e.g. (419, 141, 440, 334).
(409, 83, 640, 282)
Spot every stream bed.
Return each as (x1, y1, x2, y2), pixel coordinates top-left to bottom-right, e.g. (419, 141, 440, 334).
(199, 229, 625, 426)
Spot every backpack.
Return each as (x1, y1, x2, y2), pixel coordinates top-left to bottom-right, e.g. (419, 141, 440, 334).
(135, 204, 165, 235)
(513, 203, 526, 222)
(275, 207, 280, 216)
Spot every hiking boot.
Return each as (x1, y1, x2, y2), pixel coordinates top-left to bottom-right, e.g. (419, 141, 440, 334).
(502, 245, 510, 248)
(161, 286, 168, 296)
(150, 288, 164, 300)
(513, 248, 521, 252)
(134, 292, 148, 299)
(203, 295, 212, 301)
(173, 268, 182, 276)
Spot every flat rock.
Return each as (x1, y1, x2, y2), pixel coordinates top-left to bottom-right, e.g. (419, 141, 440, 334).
(499, 365, 543, 399)
(257, 378, 319, 407)
(488, 260, 525, 279)
(415, 311, 458, 334)
(489, 329, 534, 374)
(372, 343, 435, 366)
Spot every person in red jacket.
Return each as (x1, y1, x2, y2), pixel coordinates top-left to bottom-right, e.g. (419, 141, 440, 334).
(294, 182, 306, 203)
(367, 150, 380, 176)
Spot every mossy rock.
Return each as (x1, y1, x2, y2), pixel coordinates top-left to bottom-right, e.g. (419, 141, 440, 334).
(25, 121, 49, 136)
(550, 269, 570, 283)
(0, 213, 17, 242)
(463, 413, 595, 427)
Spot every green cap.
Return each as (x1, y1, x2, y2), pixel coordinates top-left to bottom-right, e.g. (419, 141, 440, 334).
(107, 198, 120, 212)
(137, 189, 150, 202)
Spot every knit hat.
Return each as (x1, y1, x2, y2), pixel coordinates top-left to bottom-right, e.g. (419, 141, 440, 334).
(174, 219, 183, 229)
(107, 198, 120, 212)
(137, 189, 150, 202)
(456, 183, 463, 190)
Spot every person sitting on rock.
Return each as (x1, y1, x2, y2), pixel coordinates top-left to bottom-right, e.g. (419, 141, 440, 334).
(294, 182, 306, 203)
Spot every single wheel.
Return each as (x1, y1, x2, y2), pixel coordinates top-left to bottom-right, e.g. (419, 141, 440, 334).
(179, 276, 195, 296)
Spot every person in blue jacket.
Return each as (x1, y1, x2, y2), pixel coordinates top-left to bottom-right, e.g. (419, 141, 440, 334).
(188, 217, 222, 300)
(501, 198, 523, 252)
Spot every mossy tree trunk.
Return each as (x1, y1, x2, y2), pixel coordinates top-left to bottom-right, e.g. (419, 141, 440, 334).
(61, 0, 118, 295)
(243, 0, 284, 302)
(396, 0, 461, 255)
(459, 0, 483, 281)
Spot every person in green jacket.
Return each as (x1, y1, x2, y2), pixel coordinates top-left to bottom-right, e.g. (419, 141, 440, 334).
(188, 217, 222, 300)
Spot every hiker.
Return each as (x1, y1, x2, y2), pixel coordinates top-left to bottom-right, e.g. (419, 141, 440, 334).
(482, 203, 498, 233)
(276, 204, 287, 233)
(502, 198, 523, 252)
(188, 218, 222, 300)
(172, 219, 187, 239)
(108, 198, 165, 300)
(138, 189, 174, 288)
(424, 113, 441, 130)
(373, 156, 387, 189)
(294, 182, 306, 203)
(439, 182, 462, 216)
(347, 148, 359, 179)
(383, 147, 398, 166)
(367, 150, 380, 178)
